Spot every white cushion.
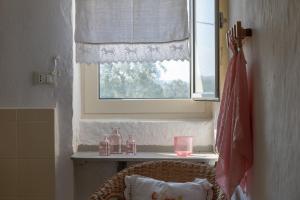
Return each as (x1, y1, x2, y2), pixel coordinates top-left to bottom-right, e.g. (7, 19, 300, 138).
(124, 175, 213, 200)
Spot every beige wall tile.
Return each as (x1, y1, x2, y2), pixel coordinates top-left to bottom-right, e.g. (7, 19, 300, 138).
(0, 122, 17, 158)
(17, 110, 54, 122)
(18, 159, 54, 197)
(0, 159, 18, 196)
(0, 110, 17, 121)
(0, 109, 55, 200)
(18, 122, 54, 158)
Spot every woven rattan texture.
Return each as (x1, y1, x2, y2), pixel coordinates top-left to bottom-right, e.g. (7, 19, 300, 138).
(90, 160, 225, 200)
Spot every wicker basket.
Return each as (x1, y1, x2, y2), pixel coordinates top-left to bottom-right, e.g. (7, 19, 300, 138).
(90, 160, 225, 200)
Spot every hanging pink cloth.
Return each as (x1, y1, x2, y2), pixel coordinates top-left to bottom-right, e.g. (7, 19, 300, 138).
(216, 37, 253, 199)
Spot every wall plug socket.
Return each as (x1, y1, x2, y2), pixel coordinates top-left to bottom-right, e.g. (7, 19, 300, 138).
(33, 72, 46, 84)
(33, 72, 56, 85)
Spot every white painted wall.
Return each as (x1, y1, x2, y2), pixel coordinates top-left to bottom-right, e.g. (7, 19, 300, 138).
(79, 119, 214, 147)
(0, 0, 74, 200)
(229, 0, 300, 199)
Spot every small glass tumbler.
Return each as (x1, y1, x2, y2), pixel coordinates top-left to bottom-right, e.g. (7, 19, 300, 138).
(174, 136, 193, 157)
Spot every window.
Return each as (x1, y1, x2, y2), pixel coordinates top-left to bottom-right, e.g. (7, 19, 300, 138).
(193, 0, 219, 99)
(99, 60, 190, 99)
(77, 0, 219, 118)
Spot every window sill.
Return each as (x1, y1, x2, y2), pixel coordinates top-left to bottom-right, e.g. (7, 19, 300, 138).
(80, 117, 211, 122)
(71, 151, 218, 164)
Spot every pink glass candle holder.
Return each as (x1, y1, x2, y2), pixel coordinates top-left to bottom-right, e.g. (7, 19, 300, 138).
(174, 136, 193, 157)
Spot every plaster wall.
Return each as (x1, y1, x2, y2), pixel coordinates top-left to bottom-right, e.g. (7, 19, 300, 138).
(229, 0, 300, 199)
(0, 0, 74, 200)
(78, 119, 214, 147)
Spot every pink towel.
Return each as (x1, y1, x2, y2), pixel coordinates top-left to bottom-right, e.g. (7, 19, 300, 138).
(216, 38, 253, 199)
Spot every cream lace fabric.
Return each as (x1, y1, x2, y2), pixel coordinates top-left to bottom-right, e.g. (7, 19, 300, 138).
(75, 0, 188, 43)
(76, 40, 190, 63)
(75, 0, 190, 64)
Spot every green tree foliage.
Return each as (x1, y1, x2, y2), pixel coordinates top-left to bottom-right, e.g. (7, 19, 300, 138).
(162, 80, 190, 98)
(99, 62, 190, 99)
(201, 76, 215, 97)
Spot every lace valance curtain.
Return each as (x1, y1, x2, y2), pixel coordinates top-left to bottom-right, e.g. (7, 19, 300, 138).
(75, 0, 190, 63)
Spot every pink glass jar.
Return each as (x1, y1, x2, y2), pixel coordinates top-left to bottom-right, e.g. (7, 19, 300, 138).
(174, 136, 193, 157)
(126, 135, 137, 155)
(108, 128, 122, 154)
(99, 136, 110, 156)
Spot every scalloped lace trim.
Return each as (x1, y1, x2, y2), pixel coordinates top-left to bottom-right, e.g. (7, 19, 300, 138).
(76, 40, 190, 64)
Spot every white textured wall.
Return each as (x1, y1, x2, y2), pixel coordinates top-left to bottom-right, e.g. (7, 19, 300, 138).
(0, 0, 74, 200)
(229, 0, 300, 199)
(79, 119, 214, 147)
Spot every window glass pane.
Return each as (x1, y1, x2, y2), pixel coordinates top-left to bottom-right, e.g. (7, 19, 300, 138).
(194, 0, 217, 98)
(99, 61, 190, 99)
(196, 0, 215, 24)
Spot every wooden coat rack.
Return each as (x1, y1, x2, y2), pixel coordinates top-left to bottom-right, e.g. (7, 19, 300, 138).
(227, 21, 252, 49)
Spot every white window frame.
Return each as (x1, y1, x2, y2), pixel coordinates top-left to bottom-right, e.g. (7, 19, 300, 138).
(81, 0, 219, 119)
(82, 64, 211, 119)
(192, 0, 220, 100)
